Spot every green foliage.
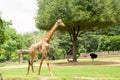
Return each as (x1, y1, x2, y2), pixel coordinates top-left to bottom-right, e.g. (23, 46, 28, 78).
(108, 35, 120, 50)
(0, 56, 6, 62)
(79, 25, 120, 52)
(21, 24, 120, 60)
(0, 18, 5, 45)
(35, 0, 120, 61)
(96, 25, 120, 36)
(11, 52, 18, 61)
(0, 20, 24, 61)
(22, 30, 46, 49)
(96, 25, 120, 51)
(36, 0, 120, 31)
(1, 0, 120, 62)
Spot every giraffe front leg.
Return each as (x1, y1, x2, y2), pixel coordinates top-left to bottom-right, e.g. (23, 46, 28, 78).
(26, 60, 31, 75)
(31, 61, 34, 74)
(38, 57, 45, 75)
(45, 57, 53, 77)
(26, 49, 36, 75)
(26, 59, 34, 75)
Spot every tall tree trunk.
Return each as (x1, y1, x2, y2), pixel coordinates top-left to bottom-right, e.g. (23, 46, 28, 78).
(72, 37, 77, 62)
(68, 26, 80, 62)
(72, 29, 78, 62)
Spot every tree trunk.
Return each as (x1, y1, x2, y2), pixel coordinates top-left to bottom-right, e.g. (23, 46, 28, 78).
(72, 34, 77, 62)
(68, 26, 80, 62)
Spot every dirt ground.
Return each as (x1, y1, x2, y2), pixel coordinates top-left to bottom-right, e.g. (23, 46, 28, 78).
(52, 61, 120, 66)
(1, 60, 120, 69)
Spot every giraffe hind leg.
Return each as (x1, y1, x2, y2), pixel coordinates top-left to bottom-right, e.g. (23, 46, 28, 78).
(45, 57, 53, 76)
(38, 57, 45, 75)
(30, 59, 34, 74)
(26, 59, 34, 75)
(26, 60, 30, 75)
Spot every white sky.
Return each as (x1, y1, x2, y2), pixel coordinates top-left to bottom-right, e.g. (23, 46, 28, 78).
(0, 0, 38, 34)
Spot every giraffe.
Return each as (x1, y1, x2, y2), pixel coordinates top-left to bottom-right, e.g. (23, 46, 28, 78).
(26, 19, 65, 76)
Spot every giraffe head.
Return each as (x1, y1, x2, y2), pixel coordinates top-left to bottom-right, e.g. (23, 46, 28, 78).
(57, 19, 65, 27)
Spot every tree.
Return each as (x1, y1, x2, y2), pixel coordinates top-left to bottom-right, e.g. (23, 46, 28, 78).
(35, 0, 120, 62)
(0, 17, 6, 61)
(107, 35, 120, 51)
(96, 24, 120, 36)
(0, 20, 24, 61)
(22, 30, 47, 49)
(0, 17, 5, 46)
(93, 25, 120, 51)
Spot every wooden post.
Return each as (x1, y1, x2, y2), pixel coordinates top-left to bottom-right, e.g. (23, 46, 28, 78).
(20, 53, 23, 63)
(0, 73, 3, 80)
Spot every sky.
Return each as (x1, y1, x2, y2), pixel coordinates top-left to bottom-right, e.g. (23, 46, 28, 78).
(0, 0, 38, 34)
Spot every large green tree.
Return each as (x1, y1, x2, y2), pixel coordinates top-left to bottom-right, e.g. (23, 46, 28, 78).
(35, 0, 120, 62)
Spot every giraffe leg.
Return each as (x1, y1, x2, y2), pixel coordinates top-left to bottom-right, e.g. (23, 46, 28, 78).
(26, 59, 34, 75)
(26, 60, 30, 75)
(38, 57, 45, 75)
(31, 60, 34, 74)
(45, 57, 53, 76)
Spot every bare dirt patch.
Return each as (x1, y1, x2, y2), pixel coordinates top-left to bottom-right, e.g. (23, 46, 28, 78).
(52, 61, 120, 66)
(1, 61, 120, 69)
(0, 64, 47, 69)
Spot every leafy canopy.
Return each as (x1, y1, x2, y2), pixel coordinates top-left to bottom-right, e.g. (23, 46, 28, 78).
(35, 0, 120, 33)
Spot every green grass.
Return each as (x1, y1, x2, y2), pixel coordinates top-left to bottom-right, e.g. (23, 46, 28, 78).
(1, 66, 120, 80)
(0, 57, 120, 80)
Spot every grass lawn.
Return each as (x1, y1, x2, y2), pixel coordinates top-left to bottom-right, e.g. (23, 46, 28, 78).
(0, 57, 120, 80)
(1, 66, 120, 80)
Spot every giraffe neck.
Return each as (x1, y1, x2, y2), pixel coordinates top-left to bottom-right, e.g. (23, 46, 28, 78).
(43, 22, 58, 42)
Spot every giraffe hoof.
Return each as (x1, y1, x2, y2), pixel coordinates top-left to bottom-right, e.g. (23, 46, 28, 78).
(38, 73, 40, 75)
(51, 74, 53, 77)
(26, 73, 28, 76)
(50, 72, 53, 77)
(32, 73, 35, 75)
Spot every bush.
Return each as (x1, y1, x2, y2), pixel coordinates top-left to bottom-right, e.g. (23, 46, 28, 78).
(11, 52, 18, 62)
(0, 55, 6, 62)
